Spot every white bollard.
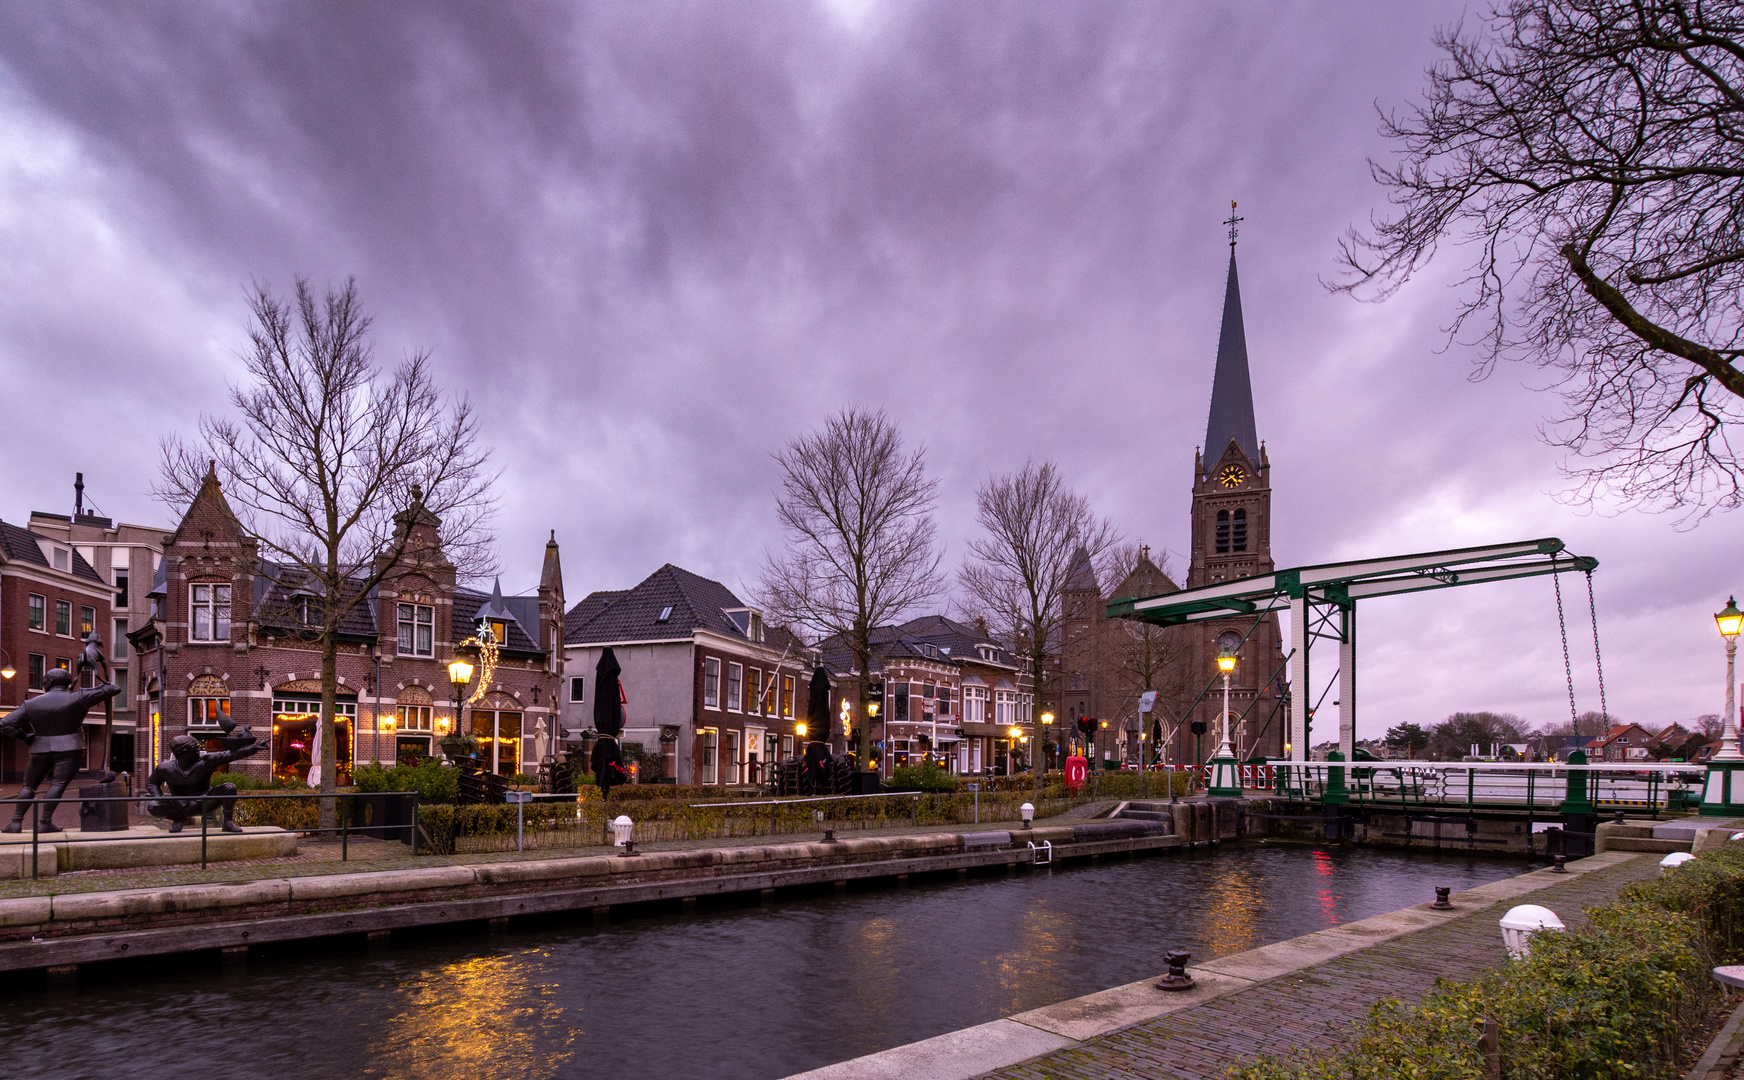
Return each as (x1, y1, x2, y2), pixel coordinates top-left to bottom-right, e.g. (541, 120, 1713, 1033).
(1661, 851, 1696, 869)
(611, 814, 634, 847)
(1020, 802, 1035, 828)
(1499, 904, 1564, 960)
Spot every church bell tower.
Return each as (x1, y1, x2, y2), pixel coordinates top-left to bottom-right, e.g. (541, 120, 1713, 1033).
(1186, 209, 1286, 760)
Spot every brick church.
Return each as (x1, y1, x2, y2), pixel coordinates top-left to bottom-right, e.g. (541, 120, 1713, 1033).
(1053, 240, 1287, 764)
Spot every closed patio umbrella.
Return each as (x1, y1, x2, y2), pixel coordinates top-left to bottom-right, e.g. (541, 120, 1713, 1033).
(803, 666, 832, 795)
(592, 648, 627, 799)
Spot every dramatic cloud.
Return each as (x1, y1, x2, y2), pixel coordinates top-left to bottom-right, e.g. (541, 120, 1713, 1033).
(0, 1, 1734, 738)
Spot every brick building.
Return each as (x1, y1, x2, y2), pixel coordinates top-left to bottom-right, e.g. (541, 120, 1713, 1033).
(129, 470, 564, 783)
(0, 519, 114, 782)
(26, 486, 172, 778)
(820, 616, 1033, 778)
(560, 563, 818, 786)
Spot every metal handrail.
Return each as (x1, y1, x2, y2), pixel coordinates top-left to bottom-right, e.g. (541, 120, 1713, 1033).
(0, 790, 420, 881)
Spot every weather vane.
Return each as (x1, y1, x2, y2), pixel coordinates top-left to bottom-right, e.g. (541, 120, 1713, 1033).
(1224, 200, 1243, 249)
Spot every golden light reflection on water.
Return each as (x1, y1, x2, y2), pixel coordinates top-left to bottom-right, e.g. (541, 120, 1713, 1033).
(363, 950, 574, 1080)
(1197, 870, 1266, 956)
(988, 902, 1074, 1014)
(846, 916, 903, 1035)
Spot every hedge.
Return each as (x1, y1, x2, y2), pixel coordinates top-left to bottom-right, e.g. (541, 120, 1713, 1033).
(1228, 848, 1744, 1080)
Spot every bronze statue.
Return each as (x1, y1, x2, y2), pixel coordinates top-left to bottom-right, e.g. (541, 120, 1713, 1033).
(0, 668, 122, 832)
(145, 734, 265, 833)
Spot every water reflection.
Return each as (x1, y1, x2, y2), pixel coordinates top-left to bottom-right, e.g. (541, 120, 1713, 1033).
(0, 842, 1523, 1080)
(366, 953, 574, 1079)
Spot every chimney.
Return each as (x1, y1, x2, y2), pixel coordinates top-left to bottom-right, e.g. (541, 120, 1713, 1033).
(75, 472, 84, 517)
(973, 615, 988, 637)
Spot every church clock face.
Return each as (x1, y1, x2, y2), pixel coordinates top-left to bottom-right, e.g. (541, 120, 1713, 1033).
(1217, 464, 1246, 488)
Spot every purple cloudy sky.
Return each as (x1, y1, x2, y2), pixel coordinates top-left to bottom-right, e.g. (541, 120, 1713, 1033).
(0, 2, 1736, 740)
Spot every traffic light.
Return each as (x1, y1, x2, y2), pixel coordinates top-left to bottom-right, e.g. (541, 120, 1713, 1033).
(1076, 716, 1095, 738)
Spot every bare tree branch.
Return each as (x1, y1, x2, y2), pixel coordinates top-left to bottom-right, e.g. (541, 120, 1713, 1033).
(155, 277, 496, 819)
(958, 461, 1119, 798)
(1338, 0, 1744, 520)
(758, 409, 945, 775)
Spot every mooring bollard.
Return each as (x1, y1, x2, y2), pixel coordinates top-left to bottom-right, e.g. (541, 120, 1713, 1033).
(1551, 853, 1568, 873)
(1156, 949, 1194, 991)
(611, 813, 635, 855)
(1432, 886, 1453, 910)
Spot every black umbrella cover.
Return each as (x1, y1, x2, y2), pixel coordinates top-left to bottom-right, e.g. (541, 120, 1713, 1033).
(594, 647, 625, 736)
(806, 666, 832, 727)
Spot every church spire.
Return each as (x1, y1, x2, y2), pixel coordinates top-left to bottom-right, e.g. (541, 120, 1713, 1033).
(1202, 234, 1259, 476)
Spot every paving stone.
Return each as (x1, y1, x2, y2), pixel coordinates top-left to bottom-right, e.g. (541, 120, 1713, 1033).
(976, 855, 1661, 1080)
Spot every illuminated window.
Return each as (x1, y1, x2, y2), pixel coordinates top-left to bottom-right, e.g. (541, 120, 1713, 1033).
(81, 606, 95, 636)
(782, 675, 795, 718)
(701, 728, 719, 784)
(396, 705, 432, 732)
(189, 697, 230, 729)
(27, 594, 44, 632)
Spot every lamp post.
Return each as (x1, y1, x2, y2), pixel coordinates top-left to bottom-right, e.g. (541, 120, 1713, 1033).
(1040, 711, 1054, 771)
(1008, 725, 1022, 776)
(1702, 597, 1744, 815)
(1207, 650, 1243, 797)
(0, 649, 14, 682)
(445, 654, 474, 760)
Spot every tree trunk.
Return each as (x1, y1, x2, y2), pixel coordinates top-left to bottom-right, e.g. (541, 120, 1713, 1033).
(855, 631, 874, 778)
(318, 624, 339, 830)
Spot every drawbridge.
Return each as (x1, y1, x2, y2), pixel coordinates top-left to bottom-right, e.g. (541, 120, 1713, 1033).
(1106, 537, 1601, 764)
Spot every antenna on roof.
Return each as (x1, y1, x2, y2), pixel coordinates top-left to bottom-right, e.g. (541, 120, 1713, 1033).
(75, 473, 84, 517)
(1224, 201, 1243, 249)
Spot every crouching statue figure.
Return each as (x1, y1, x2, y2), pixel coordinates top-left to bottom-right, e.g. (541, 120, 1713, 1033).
(145, 734, 266, 833)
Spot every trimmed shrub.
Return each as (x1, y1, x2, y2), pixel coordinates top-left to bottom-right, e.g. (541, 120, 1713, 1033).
(891, 763, 956, 792)
(1228, 856, 1743, 1080)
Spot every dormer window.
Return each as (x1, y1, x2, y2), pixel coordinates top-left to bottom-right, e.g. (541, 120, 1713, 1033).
(656, 605, 673, 623)
(489, 619, 508, 645)
(749, 612, 763, 643)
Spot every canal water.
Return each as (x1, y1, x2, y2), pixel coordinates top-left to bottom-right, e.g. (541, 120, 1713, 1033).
(2, 841, 1524, 1080)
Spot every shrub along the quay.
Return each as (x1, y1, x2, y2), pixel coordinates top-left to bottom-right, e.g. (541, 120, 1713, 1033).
(1229, 849, 1744, 1080)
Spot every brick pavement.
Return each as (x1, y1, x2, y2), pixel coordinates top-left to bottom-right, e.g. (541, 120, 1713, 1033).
(982, 854, 1661, 1080)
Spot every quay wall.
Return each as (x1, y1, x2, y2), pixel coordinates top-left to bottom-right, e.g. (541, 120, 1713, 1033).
(0, 820, 1182, 977)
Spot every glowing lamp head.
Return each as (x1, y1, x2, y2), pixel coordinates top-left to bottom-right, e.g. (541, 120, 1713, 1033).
(1216, 653, 1237, 674)
(795, 722, 808, 738)
(1718, 596, 1744, 640)
(0, 664, 13, 681)
(448, 657, 474, 686)
(866, 701, 879, 718)
(1008, 726, 1022, 740)
(1041, 711, 1054, 725)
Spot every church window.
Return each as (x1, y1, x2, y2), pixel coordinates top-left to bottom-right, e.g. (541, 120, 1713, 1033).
(1233, 509, 1248, 552)
(1215, 510, 1230, 554)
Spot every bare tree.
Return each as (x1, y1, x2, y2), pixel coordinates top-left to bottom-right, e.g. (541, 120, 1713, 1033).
(1340, 0, 1744, 518)
(960, 461, 1119, 800)
(1095, 543, 1192, 764)
(759, 409, 945, 783)
(159, 278, 495, 823)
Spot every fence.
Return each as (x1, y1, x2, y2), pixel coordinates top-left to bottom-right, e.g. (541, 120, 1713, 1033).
(1267, 759, 1706, 815)
(0, 790, 419, 881)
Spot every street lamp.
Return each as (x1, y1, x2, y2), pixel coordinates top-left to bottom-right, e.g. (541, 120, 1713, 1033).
(0, 648, 14, 681)
(1702, 597, 1744, 815)
(446, 654, 474, 755)
(1008, 725, 1023, 776)
(1207, 650, 1242, 797)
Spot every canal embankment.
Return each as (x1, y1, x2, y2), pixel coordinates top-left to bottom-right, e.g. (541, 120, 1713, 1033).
(0, 814, 1185, 978)
(785, 850, 1665, 1080)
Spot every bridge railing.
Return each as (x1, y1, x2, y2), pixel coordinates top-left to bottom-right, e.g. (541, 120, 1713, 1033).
(1263, 759, 1705, 815)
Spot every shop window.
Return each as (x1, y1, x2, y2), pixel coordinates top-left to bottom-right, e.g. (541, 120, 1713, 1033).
(190, 584, 231, 642)
(271, 696, 356, 785)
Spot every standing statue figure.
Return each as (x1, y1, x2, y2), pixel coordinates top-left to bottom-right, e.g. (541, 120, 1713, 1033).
(145, 735, 265, 833)
(0, 669, 122, 832)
